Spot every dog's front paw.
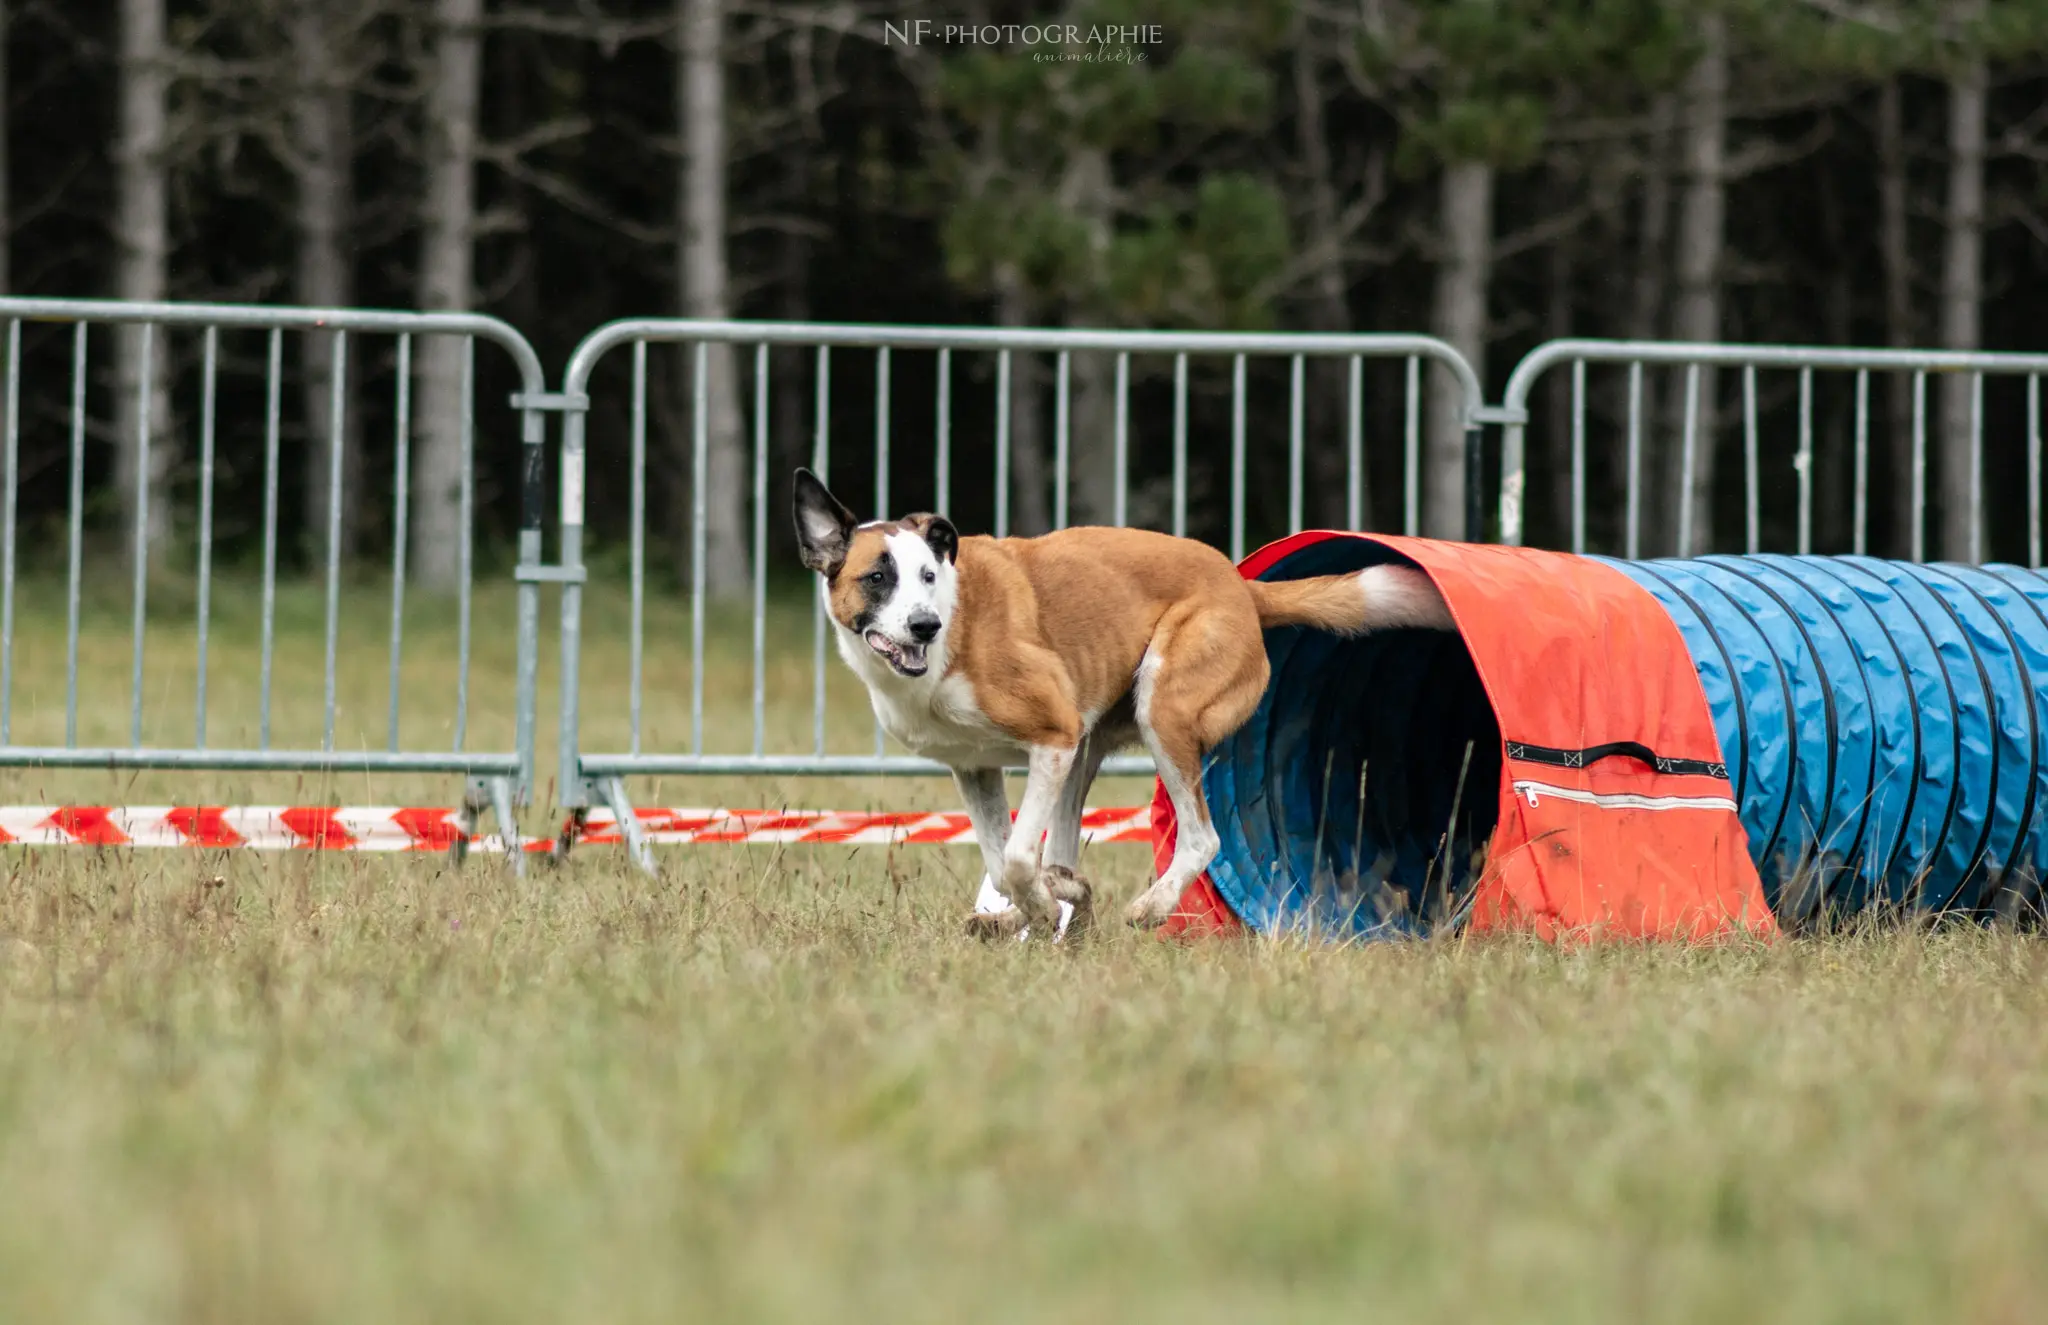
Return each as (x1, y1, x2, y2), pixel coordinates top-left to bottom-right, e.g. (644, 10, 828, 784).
(964, 907, 1028, 942)
(1041, 865, 1094, 945)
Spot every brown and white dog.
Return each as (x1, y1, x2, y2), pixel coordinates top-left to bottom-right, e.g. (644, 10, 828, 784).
(792, 468, 1454, 936)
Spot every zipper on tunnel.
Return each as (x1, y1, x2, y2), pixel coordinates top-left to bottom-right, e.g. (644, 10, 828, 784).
(1515, 779, 1737, 813)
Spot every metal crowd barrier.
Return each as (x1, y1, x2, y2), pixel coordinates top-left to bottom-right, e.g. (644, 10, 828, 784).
(0, 297, 554, 867)
(1497, 339, 2048, 563)
(16, 299, 2048, 877)
(548, 319, 1485, 867)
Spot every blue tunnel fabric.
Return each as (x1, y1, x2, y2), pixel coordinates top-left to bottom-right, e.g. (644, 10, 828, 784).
(1600, 556, 2048, 920)
(1201, 540, 2048, 938)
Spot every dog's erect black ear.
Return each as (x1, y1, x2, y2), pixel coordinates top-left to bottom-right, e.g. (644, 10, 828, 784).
(793, 468, 857, 576)
(923, 514, 959, 564)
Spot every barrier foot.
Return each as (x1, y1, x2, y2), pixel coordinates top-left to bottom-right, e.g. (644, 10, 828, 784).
(488, 777, 524, 877)
(449, 782, 486, 867)
(598, 777, 656, 877)
(549, 806, 589, 867)
(448, 778, 523, 872)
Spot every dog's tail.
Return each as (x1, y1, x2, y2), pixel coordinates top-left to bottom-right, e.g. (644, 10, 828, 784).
(1247, 565, 1454, 636)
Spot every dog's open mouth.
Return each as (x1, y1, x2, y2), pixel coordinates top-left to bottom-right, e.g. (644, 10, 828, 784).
(865, 629, 930, 677)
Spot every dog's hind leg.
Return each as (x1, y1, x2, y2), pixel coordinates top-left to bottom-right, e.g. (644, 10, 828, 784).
(1125, 611, 1267, 929)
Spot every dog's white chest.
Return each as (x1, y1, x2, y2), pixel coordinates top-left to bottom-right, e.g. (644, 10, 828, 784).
(837, 631, 1016, 766)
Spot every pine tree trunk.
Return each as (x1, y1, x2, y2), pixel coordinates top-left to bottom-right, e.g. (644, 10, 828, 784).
(1061, 148, 1117, 530)
(1629, 96, 1676, 344)
(1667, 13, 1726, 556)
(1877, 78, 1915, 556)
(994, 266, 1051, 537)
(772, 148, 810, 531)
(1545, 213, 1575, 547)
(293, 0, 362, 565)
(412, 0, 481, 592)
(1819, 169, 1855, 553)
(677, 0, 748, 597)
(1425, 160, 1491, 540)
(116, 0, 172, 567)
(1939, 56, 1986, 563)
(1293, 38, 1364, 529)
(0, 0, 10, 297)
(1623, 93, 1675, 550)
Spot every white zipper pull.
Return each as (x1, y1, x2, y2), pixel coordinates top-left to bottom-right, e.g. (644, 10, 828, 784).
(1524, 784, 1541, 808)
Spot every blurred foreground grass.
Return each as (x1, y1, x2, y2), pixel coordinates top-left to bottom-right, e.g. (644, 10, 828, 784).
(1, 571, 2046, 1322)
(0, 848, 2044, 1323)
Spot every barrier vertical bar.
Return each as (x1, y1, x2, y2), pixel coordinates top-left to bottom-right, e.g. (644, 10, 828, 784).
(1114, 351, 1130, 528)
(1403, 357, 1420, 537)
(321, 331, 348, 753)
(994, 350, 1010, 538)
(1230, 354, 1246, 560)
(873, 345, 890, 756)
(874, 346, 892, 517)
(1968, 372, 1984, 564)
(692, 340, 708, 756)
(260, 329, 281, 749)
(1742, 364, 1759, 555)
(813, 346, 830, 754)
(1678, 364, 1701, 558)
(195, 327, 219, 747)
(558, 347, 591, 810)
(1912, 371, 1927, 562)
(1854, 370, 1869, 557)
(1346, 356, 1363, 532)
(1570, 359, 1586, 555)
(129, 324, 153, 748)
(387, 334, 411, 751)
(1797, 368, 1813, 556)
(512, 371, 545, 818)
(1288, 354, 1305, 534)
(629, 340, 646, 755)
(753, 344, 768, 756)
(1464, 418, 1484, 546)
(935, 348, 951, 516)
(65, 324, 85, 748)
(1054, 350, 1070, 530)
(1625, 362, 1643, 560)
(1172, 354, 1188, 538)
(454, 337, 475, 751)
(0, 321, 17, 742)
(2030, 376, 2042, 569)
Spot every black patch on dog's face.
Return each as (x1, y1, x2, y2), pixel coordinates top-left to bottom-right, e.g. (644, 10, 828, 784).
(901, 513, 958, 565)
(848, 549, 897, 631)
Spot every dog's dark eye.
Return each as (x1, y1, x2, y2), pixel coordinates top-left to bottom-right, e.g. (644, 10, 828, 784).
(865, 570, 885, 587)
(921, 568, 936, 585)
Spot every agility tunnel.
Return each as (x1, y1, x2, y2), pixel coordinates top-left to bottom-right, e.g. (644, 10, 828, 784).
(1153, 532, 2048, 940)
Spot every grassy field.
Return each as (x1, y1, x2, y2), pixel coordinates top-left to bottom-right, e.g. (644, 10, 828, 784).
(1, 572, 2047, 1322)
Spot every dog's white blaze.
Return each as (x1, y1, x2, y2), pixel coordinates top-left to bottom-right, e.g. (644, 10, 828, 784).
(871, 529, 955, 644)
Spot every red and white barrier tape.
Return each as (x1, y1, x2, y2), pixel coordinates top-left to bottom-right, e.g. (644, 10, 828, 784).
(0, 805, 1153, 852)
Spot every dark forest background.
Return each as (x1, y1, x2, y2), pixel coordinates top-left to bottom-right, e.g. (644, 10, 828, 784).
(5, 0, 2048, 596)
